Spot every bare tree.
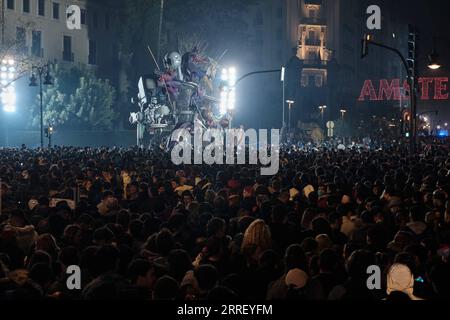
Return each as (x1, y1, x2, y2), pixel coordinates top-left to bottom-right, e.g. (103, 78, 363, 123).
(0, 15, 37, 89)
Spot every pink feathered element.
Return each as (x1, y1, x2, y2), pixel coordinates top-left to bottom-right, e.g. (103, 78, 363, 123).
(159, 72, 180, 96)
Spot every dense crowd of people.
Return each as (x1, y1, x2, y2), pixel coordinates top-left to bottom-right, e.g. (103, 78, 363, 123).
(1, 140, 450, 300)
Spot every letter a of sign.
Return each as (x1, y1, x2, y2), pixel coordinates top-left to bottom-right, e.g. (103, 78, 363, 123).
(66, 5, 81, 30)
(66, 265, 81, 290)
(366, 265, 381, 290)
(366, 5, 381, 30)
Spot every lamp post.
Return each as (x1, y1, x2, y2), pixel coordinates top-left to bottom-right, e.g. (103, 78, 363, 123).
(340, 109, 347, 120)
(286, 100, 295, 131)
(29, 64, 53, 148)
(319, 105, 327, 125)
(281, 67, 286, 131)
(220, 67, 237, 128)
(362, 28, 419, 154)
(45, 125, 54, 148)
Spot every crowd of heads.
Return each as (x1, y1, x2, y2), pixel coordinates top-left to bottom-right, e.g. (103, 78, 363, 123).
(1, 140, 450, 300)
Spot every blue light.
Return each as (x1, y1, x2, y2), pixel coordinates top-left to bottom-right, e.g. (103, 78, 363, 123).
(437, 130, 448, 137)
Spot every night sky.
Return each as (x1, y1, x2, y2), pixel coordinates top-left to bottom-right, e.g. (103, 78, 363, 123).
(233, 0, 450, 129)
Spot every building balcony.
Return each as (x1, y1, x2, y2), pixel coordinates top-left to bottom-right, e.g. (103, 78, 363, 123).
(304, 38, 321, 46)
(63, 51, 74, 62)
(301, 17, 327, 26)
(302, 59, 328, 67)
(304, 0, 322, 5)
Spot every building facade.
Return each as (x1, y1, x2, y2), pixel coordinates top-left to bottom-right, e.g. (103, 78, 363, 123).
(1, 0, 119, 80)
(288, 0, 408, 126)
(295, 0, 333, 122)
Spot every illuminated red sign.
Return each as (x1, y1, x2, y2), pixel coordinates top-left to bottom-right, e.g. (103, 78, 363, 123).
(358, 77, 449, 101)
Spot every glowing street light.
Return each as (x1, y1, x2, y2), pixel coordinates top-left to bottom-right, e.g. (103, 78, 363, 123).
(1, 57, 16, 112)
(227, 88, 236, 110)
(318, 105, 327, 122)
(340, 109, 347, 120)
(286, 100, 295, 131)
(29, 64, 54, 148)
(220, 67, 237, 115)
(428, 51, 441, 70)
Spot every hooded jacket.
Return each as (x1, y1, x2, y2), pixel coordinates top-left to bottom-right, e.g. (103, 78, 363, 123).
(386, 263, 423, 300)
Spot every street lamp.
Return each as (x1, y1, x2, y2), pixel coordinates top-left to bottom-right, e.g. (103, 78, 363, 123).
(428, 51, 441, 70)
(29, 64, 53, 148)
(281, 66, 286, 130)
(318, 105, 327, 123)
(362, 28, 419, 154)
(220, 67, 237, 116)
(286, 100, 295, 131)
(1, 57, 16, 113)
(45, 125, 54, 148)
(340, 109, 347, 120)
(427, 37, 450, 70)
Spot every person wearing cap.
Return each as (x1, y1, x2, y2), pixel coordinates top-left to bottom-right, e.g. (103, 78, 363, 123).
(285, 268, 309, 299)
(267, 244, 309, 300)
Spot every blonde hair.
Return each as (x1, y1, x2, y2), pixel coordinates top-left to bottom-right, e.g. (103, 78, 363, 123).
(241, 219, 272, 253)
